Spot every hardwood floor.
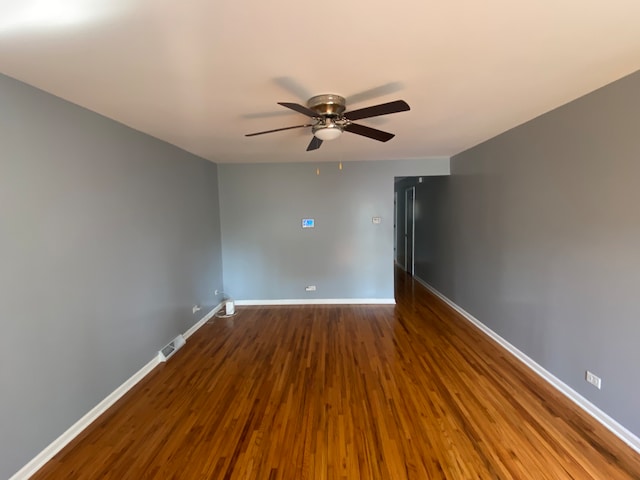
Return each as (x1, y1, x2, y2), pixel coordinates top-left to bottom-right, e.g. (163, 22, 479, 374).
(32, 271, 640, 479)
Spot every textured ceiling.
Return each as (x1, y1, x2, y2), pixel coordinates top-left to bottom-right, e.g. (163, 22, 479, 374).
(1, 0, 639, 163)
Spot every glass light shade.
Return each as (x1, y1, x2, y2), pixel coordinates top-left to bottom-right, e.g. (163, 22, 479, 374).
(314, 125, 343, 141)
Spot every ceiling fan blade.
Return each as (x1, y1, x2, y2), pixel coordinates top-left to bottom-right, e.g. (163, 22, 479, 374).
(344, 123, 395, 142)
(245, 124, 312, 137)
(346, 82, 403, 105)
(344, 100, 410, 121)
(306, 136, 323, 151)
(278, 102, 319, 117)
(273, 77, 313, 101)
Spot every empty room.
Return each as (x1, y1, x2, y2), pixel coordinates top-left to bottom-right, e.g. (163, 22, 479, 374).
(2, 1, 640, 478)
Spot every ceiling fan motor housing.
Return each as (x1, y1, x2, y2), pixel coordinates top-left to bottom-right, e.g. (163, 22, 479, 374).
(307, 94, 346, 117)
(308, 94, 347, 139)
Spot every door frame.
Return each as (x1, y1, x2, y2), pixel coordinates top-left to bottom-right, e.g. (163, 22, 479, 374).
(404, 186, 415, 275)
(394, 191, 398, 265)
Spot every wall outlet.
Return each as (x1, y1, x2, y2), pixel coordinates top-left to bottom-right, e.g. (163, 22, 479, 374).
(192, 305, 201, 314)
(305, 285, 316, 292)
(585, 371, 602, 389)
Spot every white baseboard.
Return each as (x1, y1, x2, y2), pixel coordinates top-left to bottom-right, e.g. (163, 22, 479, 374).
(413, 276, 640, 455)
(235, 298, 396, 306)
(183, 301, 225, 339)
(10, 304, 224, 480)
(9, 356, 159, 480)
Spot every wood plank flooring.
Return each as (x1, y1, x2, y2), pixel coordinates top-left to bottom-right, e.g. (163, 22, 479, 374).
(32, 271, 640, 479)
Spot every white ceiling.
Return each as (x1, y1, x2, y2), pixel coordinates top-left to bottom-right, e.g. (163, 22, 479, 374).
(1, 0, 639, 164)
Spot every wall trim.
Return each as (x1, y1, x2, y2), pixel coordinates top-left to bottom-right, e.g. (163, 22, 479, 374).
(10, 303, 224, 480)
(414, 276, 640, 455)
(184, 302, 224, 339)
(9, 356, 159, 480)
(235, 298, 396, 306)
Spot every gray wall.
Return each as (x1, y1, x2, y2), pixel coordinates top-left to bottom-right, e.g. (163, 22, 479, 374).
(0, 74, 224, 478)
(218, 159, 449, 300)
(416, 70, 640, 437)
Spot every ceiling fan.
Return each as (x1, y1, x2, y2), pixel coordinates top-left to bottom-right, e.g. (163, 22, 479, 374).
(245, 94, 410, 151)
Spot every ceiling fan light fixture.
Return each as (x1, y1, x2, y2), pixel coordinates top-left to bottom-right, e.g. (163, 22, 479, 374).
(313, 122, 343, 141)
